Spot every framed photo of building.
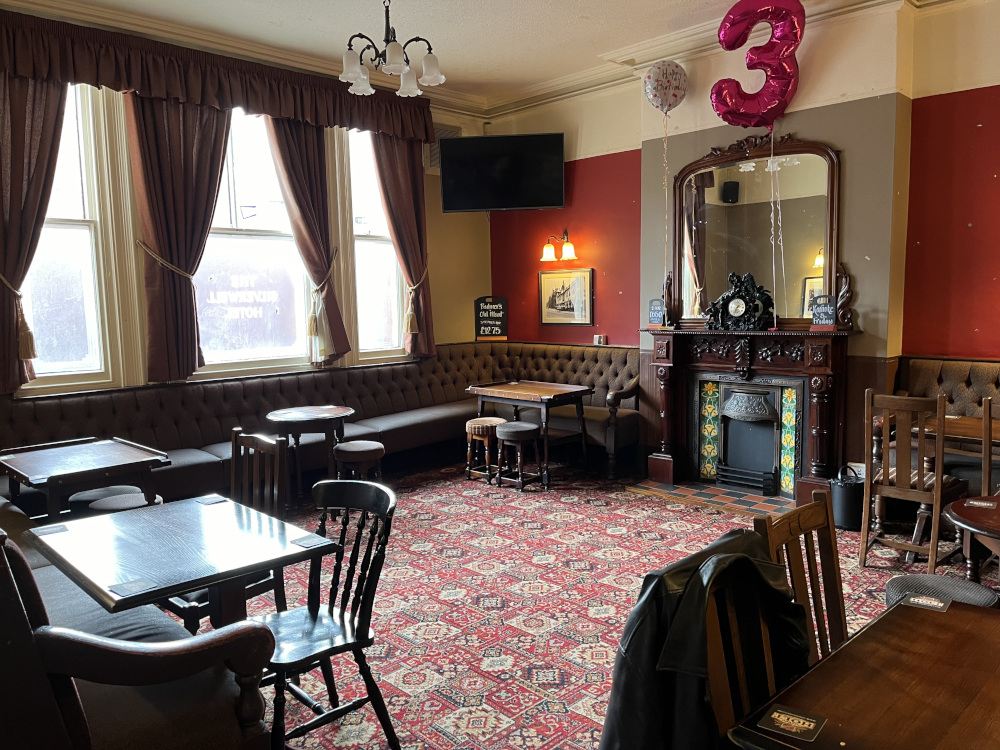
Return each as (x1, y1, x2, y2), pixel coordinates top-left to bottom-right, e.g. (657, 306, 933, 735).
(539, 269, 594, 325)
(801, 276, 824, 318)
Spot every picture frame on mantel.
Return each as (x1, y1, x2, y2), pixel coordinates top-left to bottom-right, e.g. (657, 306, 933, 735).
(539, 268, 594, 325)
(801, 276, 824, 317)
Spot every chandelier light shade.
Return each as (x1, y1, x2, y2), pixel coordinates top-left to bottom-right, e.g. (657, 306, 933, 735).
(344, 0, 445, 98)
(541, 230, 576, 262)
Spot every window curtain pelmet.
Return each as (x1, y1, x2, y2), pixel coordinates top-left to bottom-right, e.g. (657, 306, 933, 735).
(0, 9, 434, 141)
(371, 134, 435, 358)
(0, 72, 66, 395)
(265, 116, 351, 365)
(125, 92, 230, 382)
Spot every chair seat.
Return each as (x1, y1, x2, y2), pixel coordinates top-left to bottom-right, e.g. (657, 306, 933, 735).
(69, 487, 162, 518)
(252, 606, 373, 670)
(885, 573, 1000, 608)
(333, 440, 386, 463)
(496, 422, 541, 441)
(872, 468, 966, 495)
(466, 417, 506, 437)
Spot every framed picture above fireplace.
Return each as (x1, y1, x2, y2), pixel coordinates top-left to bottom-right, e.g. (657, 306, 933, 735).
(801, 277, 824, 317)
(539, 269, 594, 325)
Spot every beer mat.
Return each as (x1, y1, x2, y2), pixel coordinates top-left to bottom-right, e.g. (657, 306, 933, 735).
(34, 525, 68, 535)
(901, 592, 951, 611)
(966, 499, 998, 510)
(292, 535, 328, 548)
(757, 704, 827, 741)
(196, 495, 228, 505)
(109, 579, 157, 597)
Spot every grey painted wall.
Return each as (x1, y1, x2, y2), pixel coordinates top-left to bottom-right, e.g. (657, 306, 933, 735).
(640, 95, 909, 358)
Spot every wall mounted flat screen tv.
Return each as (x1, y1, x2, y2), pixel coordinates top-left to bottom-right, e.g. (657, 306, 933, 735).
(439, 133, 564, 213)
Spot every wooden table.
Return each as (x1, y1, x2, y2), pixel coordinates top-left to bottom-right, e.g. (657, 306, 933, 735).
(944, 497, 1000, 582)
(922, 414, 1000, 443)
(467, 380, 593, 489)
(0, 437, 169, 521)
(266, 405, 355, 501)
(24, 495, 338, 628)
(728, 600, 1000, 749)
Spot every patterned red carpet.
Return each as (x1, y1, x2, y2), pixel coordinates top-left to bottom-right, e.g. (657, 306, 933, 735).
(253, 465, 973, 749)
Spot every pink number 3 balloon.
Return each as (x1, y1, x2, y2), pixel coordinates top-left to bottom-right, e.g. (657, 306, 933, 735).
(711, 0, 806, 131)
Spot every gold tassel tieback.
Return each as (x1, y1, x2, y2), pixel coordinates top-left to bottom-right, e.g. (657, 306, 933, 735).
(1, 272, 35, 359)
(404, 267, 429, 335)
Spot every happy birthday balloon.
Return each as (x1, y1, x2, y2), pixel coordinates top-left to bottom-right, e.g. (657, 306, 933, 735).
(644, 60, 688, 115)
(711, 0, 806, 130)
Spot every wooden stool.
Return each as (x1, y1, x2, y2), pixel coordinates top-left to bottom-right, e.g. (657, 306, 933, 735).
(333, 440, 386, 480)
(466, 417, 507, 484)
(495, 421, 542, 491)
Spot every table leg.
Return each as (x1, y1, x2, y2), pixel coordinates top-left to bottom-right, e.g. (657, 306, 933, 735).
(209, 579, 248, 629)
(576, 399, 587, 463)
(541, 405, 550, 490)
(45, 489, 65, 521)
(963, 530, 981, 582)
(291, 431, 304, 503)
(139, 470, 156, 506)
(477, 397, 485, 419)
(325, 429, 336, 480)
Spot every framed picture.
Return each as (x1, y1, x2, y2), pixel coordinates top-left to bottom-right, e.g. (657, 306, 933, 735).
(539, 268, 594, 325)
(801, 277, 824, 318)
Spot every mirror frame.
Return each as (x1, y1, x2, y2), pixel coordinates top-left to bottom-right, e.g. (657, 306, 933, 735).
(671, 133, 840, 330)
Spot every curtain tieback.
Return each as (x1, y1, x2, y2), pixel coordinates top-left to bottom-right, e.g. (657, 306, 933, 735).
(404, 266, 429, 335)
(307, 247, 339, 344)
(137, 240, 195, 280)
(0, 272, 37, 360)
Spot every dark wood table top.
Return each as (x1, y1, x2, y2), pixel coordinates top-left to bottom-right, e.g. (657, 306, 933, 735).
(729, 601, 1000, 749)
(23, 496, 337, 614)
(921, 414, 1000, 443)
(0, 437, 169, 487)
(944, 497, 1000, 540)
(467, 380, 592, 403)
(266, 405, 355, 424)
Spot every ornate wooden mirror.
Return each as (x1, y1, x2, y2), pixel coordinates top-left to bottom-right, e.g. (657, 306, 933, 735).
(671, 134, 840, 329)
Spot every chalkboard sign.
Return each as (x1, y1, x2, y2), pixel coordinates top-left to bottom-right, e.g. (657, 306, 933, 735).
(648, 299, 665, 327)
(810, 294, 836, 327)
(475, 296, 508, 340)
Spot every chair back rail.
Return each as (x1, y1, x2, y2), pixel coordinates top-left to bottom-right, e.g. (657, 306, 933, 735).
(705, 575, 776, 737)
(231, 428, 289, 520)
(754, 490, 848, 664)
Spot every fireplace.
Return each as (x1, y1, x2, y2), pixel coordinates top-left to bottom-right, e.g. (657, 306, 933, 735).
(692, 374, 805, 498)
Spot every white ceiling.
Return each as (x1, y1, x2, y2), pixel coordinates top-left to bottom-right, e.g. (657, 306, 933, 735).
(7, 0, 931, 108)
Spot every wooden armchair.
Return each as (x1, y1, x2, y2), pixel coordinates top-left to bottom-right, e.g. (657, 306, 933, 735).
(0, 530, 274, 749)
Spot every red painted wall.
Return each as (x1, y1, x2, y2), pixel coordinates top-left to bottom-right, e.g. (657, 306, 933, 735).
(490, 150, 642, 346)
(903, 85, 1000, 358)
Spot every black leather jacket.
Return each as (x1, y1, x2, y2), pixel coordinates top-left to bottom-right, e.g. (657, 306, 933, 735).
(598, 529, 809, 750)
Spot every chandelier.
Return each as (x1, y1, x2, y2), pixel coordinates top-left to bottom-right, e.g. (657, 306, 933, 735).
(338, 0, 446, 97)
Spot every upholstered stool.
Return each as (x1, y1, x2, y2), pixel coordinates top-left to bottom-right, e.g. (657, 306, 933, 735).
(465, 417, 507, 484)
(333, 440, 386, 480)
(495, 422, 542, 491)
(68, 485, 163, 518)
(885, 573, 1000, 609)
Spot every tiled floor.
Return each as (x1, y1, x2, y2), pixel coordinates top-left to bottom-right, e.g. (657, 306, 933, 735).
(629, 479, 797, 515)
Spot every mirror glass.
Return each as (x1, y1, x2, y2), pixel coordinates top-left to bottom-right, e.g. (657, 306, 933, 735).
(680, 152, 830, 320)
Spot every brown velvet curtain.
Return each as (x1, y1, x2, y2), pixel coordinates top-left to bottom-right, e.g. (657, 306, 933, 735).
(125, 93, 230, 383)
(0, 9, 434, 141)
(371, 134, 435, 357)
(0, 72, 66, 395)
(265, 116, 350, 363)
(685, 171, 715, 313)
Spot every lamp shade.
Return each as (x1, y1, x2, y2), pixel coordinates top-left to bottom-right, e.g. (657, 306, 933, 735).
(813, 247, 824, 269)
(560, 241, 577, 261)
(348, 66, 376, 96)
(540, 242, 557, 262)
(418, 53, 446, 86)
(339, 48, 363, 83)
(382, 41, 408, 75)
(397, 68, 422, 97)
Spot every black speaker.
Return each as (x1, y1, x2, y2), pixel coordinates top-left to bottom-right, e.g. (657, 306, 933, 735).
(721, 181, 740, 204)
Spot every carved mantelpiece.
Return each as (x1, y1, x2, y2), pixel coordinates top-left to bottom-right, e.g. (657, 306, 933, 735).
(643, 328, 852, 507)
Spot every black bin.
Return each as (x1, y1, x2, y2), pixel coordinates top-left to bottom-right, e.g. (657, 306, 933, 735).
(830, 466, 864, 531)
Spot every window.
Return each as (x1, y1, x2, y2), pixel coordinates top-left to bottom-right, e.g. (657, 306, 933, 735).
(348, 130, 405, 356)
(193, 110, 310, 366)
(21, 86, 104, 377)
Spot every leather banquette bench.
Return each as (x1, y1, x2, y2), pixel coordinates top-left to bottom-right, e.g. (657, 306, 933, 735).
(897, 357, 1000, 496)
(1, 342, 640, 512)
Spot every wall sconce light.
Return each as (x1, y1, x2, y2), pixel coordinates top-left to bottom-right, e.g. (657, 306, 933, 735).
(813, 247, 824, 269)
(541, 230, 576, 262)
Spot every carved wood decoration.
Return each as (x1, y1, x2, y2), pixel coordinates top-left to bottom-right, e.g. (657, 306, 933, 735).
(672, 134, 841, 330)
(663, 271, 673, 327)
(836, 261, 855, 330)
